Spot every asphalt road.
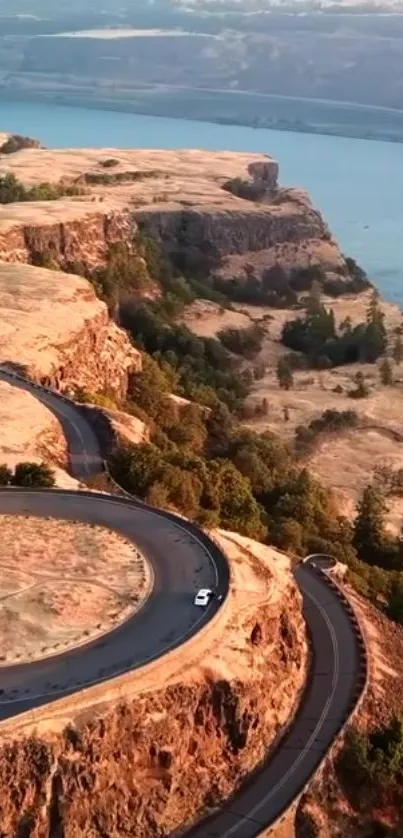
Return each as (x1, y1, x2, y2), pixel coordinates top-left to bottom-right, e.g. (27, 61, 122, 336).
(0, 368, 364, 836)
(0, 368, 229, 719)
(0, 369, 102, 478)
(182, 562, 362, 837)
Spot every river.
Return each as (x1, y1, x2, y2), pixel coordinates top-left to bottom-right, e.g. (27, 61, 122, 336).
(0, 99, 402, 304)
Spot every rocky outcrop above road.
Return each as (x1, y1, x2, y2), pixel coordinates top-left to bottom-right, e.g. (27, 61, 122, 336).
(0, 532, 308, 837)
(0, 147, 346, 280)
(0, 379, 79, 489)
(0, 262, 141, 398)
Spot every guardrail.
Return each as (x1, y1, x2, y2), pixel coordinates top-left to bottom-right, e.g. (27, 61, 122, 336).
(262, 558, 369, 837)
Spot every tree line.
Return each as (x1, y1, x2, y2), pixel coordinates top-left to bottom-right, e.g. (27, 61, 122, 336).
(61, 230, 403, 627)
(281, 289, 388, 368)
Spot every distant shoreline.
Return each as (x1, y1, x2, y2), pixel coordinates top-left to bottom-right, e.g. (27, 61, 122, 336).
(1, 88, 403, 146)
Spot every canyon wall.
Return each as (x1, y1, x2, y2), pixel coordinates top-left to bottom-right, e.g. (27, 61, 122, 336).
(0, 207, 134, 270)
(135, 193, 331, 259)
(0, 262, 141, 399)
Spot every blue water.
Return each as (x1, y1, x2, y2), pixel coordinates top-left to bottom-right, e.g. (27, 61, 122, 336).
(1, 99, 402, 303)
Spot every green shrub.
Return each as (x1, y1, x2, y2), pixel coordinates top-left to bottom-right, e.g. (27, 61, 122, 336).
(0, 464, 12, 485)
(0, 134, 42, 154)
(100, 158, 120, 168)
(0, 172, 84, 204)
(218, 324, 264, 358)
(295, 409, 358, 455)
(121, 300, 249, 411)
(11, 462, 55, 488)
(84, 169, 159, 185)
(282, 292, 386, 368)
(337, 718, 403, 810)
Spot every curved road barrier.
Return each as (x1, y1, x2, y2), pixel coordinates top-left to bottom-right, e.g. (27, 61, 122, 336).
(0, 368, 368, 837)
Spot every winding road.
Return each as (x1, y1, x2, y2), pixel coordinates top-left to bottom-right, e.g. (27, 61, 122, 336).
(0, 368, 366, 837)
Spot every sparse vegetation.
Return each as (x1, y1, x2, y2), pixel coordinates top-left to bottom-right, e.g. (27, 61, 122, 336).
(276, 357, 294, 390)
(338, 718, 403, 813)
(84, 169, 159, 186)
(0, 172, 84, 204)
(393, 332, 403, 365)
(348, 371, 370, 399)
(379, 357, 394, 385)
(346, 483, 403, 616)
(295, 409, 358, 455)
(109, 353, 356, 561)
(213, 260, 369, 309)
(217, 323, 264, 358)
(91, 243, 153, 308)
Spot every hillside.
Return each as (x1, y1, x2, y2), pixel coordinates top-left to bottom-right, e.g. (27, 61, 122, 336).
(0, 142, 401, 836)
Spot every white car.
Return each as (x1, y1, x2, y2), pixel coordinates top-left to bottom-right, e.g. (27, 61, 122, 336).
(194, 588, 214, 607)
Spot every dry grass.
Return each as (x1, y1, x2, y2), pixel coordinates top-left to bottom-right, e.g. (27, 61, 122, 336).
(0, 148, 275, 206)
(0, 515, 149, 664)
(184, 293, 403, 530)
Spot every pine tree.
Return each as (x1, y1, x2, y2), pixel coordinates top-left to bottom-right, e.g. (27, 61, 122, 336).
(364, 291, 387, 362)
(353, 485, 387, 564)
(393, 333, 403, 365)
(350, 370, 369, 399)
(305, 280, 322, 315)
(379, 357, 393, 386)
(277, 358, 293, 390)
(340, 315, 353, 335)
(366, 289, 380, 324)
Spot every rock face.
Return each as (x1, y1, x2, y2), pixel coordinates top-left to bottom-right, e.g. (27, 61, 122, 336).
(0, 532, 308, 838)
(0, 147, 345, 280)
(0, 379, 67, 468)
(0, 206, 134, 270)
(0, 380, 81, 489)
(135, 189, 331, 258)
(0, 262, 141, 398)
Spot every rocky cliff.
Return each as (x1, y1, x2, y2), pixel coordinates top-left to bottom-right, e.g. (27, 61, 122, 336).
(0, 148, 346, 281)
(0, 262, 141, 398)
(0, 532, 308, 838)
(0, 379, 82, 490)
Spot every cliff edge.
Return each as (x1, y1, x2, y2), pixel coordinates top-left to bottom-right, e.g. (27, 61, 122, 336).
(0, 148, 345, 283)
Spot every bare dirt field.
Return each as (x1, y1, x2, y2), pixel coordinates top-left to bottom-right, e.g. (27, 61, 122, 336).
(0, 515, 149, 664)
